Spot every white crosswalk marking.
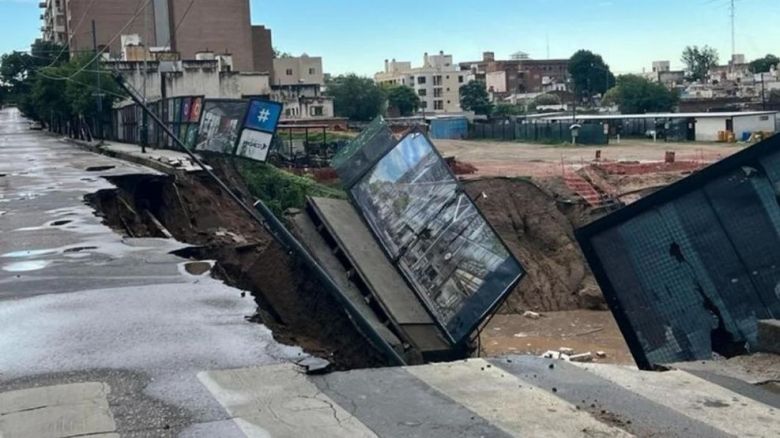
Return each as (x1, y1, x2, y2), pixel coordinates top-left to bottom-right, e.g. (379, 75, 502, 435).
(575, 363, 779, 437)
(198, 364, 378, 438)
(406, 359, 633, 437)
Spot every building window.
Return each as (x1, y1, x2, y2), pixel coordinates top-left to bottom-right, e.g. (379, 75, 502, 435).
(286, 68, 293, 76)
(433, 88, 442, 98)
(421, 101, 428, 109)
(458, 75, 464, 83)
(433, 75, 442, 86)
(418, 89, 427, 97)
(309, 68, 316, 75)
(311, 106, 324, 116)
(434, 101, 444, 110)
(417, 76, 427, 85)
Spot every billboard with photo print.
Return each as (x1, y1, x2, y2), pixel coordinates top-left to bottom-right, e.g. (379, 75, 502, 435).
(350, 131, 525, 343)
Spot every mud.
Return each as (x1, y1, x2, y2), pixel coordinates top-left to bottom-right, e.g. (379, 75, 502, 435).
(465, 177, 605, 313)
(86, 162, 387, 370)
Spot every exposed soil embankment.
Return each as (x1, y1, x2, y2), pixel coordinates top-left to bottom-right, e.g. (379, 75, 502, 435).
(86, 162, 386, 370)
(465, 178, 605, 313)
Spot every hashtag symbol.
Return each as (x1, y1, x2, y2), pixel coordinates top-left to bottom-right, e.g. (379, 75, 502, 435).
(257, 108, 271, 124)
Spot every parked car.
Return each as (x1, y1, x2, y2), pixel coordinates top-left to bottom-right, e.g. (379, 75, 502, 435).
(28, 121, 43, 130)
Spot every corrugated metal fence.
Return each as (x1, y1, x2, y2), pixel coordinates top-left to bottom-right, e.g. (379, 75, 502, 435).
(468, 121, 609, 145)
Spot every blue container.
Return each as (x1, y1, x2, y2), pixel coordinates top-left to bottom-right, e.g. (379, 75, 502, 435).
(430, 117, 469, 140)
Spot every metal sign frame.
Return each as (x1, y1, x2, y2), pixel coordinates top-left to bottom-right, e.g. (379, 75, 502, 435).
(576, 133, 780, 370)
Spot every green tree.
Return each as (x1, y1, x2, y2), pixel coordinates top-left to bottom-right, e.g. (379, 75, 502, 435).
(23, 53, 123, 129)
(1, 40, 68, 105)
(568, 50, 616, 99)
(459, 80, 493, 115)
(533, 93, 561, 106)
(749, 54, 780, 73)
(325, 74, 386, 121)
(385, 85, 420, 116)
(681, 45, 719, 82)
(493, 103, 524, 117)
(608, 74, 678, 114)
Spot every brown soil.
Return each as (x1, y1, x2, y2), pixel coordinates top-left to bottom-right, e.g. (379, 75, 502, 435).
(480, 311, 634, 365)
(86, 161, 387, 371)
(464, 177, 606, 313)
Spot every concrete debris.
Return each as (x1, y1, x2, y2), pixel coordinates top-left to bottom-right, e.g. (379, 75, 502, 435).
(596, 351, 607, 358)
(559, 347, 575, 355)
(569, 352, 594, 363)
(523, 311, 541, 320)
(541, 350, 570, 361)
(297, 356, 332, 375)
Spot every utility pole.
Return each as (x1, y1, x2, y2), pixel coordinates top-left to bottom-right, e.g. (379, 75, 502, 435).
(92, 20, 103, 143)
(140, 2, 149, 153)
(761, 73, 767, 110)
(730, 0, 736, 59)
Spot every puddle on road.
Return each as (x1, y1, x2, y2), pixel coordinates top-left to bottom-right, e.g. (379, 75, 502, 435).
(2, 249, 58, 258)
(183, 261, 213, 276)
(2, 260, 51, 272)
(86, 166, 116, 172)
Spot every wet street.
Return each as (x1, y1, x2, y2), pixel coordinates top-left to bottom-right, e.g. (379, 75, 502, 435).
(0, 108, 303, 437)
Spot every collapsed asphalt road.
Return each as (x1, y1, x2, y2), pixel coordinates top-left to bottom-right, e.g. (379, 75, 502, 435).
(0, 108, 305, 437)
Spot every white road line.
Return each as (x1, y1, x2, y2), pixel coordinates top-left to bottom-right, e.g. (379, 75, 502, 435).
(0, 382, 118, 438)
(406, 359, 633, 437)
(198, 364, 378, 438)
(576, 363, 779, 438)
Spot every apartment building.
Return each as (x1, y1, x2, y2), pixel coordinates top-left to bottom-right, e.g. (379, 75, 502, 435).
(39, 0, 272, 72)
(375, 51, 466, 113)
(460, 52, 569, 95)
(40, 0, 67, 45)
(271, 55, 334, 120)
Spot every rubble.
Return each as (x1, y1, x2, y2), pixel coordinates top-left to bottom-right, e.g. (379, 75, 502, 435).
(569, 352, 594, 363)
(523, 311, 541, 320)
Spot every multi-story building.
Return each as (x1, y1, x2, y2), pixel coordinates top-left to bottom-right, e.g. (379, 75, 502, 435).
(271, 55, 334, 120)
(39, 0, 272, 73)
(459, 51, 569, 96)
(375, 51, 466, 113)
(41, 0, 68, 45)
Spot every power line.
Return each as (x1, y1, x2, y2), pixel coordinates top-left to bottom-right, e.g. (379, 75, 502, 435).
(41, 0, 155, 81)
(44, 0, 100, 68)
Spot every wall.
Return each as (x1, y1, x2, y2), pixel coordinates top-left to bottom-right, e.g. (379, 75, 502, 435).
(170, 0, 254, 72)
(486, 71, 507, 93)
(110, 61, 270, 102)
(251, 25, 274, 75)
(273, 56, 324, 86)
(67, 0, 157, 56)
(733, 114, 777, 137)
(695, 117, 728, 141)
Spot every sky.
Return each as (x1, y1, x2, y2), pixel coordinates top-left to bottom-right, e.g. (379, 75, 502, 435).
(3, 0, 778, 76)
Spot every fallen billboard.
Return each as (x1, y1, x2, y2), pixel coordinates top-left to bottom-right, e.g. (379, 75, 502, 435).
(195, 99, 248, 154)
(337, 120, 525, 344)
(577, 134, 780, 369)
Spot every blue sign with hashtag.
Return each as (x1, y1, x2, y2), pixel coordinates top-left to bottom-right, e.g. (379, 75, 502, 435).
(243, 99, 282, 134)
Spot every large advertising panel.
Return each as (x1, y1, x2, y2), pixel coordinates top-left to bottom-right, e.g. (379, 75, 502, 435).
(195, 100, 248, 154)
(351, 131, 525, 343)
